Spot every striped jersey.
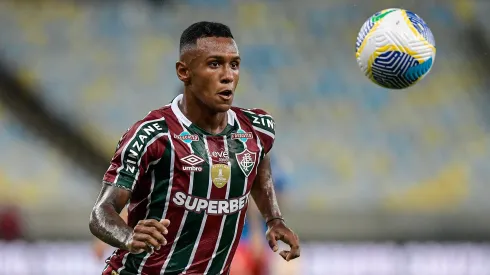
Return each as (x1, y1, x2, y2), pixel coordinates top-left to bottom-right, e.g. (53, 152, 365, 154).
(102, 94, 275, 275)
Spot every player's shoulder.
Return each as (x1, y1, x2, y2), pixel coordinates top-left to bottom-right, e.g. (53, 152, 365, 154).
(114, 106, 171, 152)
(127, 105, 172, 133)
(232, 106, 272, 116)
(231, 106, 275, 137)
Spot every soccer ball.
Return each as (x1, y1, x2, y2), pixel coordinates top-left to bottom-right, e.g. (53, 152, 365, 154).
(355, 8, 436, 89)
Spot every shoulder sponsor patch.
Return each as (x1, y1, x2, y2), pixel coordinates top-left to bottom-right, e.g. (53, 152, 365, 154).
(242, 110, 275, 138)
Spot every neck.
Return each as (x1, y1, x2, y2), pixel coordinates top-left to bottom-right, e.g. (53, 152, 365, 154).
(179, 92, 228, 135)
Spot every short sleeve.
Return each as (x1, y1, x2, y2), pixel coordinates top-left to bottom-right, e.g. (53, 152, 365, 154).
(103, 116, 168, 191)
(245, 108, 276, 156)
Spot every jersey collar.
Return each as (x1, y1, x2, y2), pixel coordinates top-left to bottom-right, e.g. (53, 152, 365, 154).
(171, 94, 235, 127)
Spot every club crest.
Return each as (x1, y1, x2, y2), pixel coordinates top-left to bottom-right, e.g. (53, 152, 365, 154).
(235, 149, 257, 177)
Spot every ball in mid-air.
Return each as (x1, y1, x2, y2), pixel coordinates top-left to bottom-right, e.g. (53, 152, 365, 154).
(355, 8, 436, 89)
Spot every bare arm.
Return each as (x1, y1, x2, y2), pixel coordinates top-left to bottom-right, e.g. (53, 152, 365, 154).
(89, 183, 170, 253)
(250, 154, 282, 223)
(89, 183, 133, 250)
(91, 199, 129, 260)
(250, 154, 300, 261)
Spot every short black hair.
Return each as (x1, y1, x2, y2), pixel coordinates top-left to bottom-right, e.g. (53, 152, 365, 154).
(180, 21, 234, 53)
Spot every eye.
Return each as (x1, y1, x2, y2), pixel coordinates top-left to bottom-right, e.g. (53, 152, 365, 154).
(209, 61, 219, 68)
(231, 61, 240, 69)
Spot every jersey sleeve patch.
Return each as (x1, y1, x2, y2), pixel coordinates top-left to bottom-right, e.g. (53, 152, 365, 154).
(242, 109, 276, 155)
(103, 115, 168, 191)
(242, 109, 275, 137)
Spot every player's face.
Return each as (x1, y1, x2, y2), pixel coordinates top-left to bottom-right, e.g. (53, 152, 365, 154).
(187, 37, 240, 112)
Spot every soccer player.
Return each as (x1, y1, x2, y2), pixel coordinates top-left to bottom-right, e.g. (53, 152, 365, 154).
(89, 21, 300, 275)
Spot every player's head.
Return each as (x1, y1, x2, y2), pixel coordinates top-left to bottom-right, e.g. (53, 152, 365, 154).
(176, 21, 240, 113)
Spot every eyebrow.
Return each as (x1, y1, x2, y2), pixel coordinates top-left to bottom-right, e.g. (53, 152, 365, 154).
(207, 55, 241, 61)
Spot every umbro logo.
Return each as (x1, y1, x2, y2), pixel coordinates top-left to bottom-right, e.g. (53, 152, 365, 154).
(181, 154, 205, 168)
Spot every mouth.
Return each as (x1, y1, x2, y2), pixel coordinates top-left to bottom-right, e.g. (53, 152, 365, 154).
(217, 90, 233, 99)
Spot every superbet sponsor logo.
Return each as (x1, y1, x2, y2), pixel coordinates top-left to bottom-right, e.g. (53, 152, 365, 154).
(172, 191, 249, 215)
(181, 154, 205, 172)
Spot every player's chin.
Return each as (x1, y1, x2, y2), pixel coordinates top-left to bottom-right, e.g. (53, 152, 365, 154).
(212, 97, 233, 112)
(213, 102, 232, 113)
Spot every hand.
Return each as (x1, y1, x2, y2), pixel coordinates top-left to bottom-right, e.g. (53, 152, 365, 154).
(265, 219, 300, 261)
(125, 219, 170, 254)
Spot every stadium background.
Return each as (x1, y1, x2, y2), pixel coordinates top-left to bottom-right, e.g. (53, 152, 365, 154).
(1, 0, 490, 274)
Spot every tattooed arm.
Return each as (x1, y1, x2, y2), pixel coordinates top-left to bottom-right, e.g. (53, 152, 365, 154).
(250, 154, 300, 261)
(89, 183, 170, 253)
(92, 204, 128, 260)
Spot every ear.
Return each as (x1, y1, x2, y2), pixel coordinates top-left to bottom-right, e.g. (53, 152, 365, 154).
(176, 61, 190, 84)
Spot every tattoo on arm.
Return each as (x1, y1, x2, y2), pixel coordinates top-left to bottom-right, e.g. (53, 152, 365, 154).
(89, 183, 133, 250)
(250, 154, 282, 222)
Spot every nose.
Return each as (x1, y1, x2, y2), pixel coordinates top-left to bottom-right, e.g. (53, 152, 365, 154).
(220, 65, 234, 85)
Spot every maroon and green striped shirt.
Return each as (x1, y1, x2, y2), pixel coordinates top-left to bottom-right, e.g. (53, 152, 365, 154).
(101, 94, 275, 275)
